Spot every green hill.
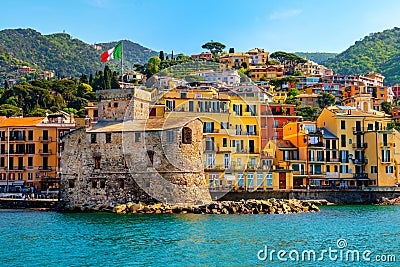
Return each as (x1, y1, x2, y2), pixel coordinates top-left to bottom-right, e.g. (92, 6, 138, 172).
(294, 52, 337, 64)
(324, 27, 400, 85)
(0, 28, 158, 78)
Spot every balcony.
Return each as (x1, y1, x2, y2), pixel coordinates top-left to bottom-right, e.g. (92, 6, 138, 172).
(308, 142, 324, 147)
(39, 149, 52, 155)
(235, 131, 258, 136)
(378, 142, 394, 148)
(326, 172, 340, 179)
(216, 146, 236, 153)
(326, 158, 340, 163)
(352, 143, 368, 149)
(39, 136, 53, 142)
(353, 173, 368, 179)
(38, 166, 53, 171)
(352, 127, 366, 134)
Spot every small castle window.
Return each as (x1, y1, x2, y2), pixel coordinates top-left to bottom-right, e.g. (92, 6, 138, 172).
(68, 179, 75, 188)
(99, 179, 106, 188)
(166, 130, 175, 143)
(91, 179, 98, 188)
(108, 102, 112, 108)
(105, 133, 112, 143)
(135, 132, 141, 142)
(182, 127, 192, 144)
(114, 102, 118, 108)
(118, 179, 125, 189)
(91, 134, 97, 144)
(147, 150, 154, 166)
(94, 156, 101, 169)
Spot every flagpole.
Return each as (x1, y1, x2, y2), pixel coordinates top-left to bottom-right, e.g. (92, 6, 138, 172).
(121, 40, 124, 83)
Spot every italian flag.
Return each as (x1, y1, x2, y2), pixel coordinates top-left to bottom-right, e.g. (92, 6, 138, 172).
(101, 43, 121, 62)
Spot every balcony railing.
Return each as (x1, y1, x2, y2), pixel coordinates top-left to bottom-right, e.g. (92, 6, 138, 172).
(38, 166, 53, 171)
(39, 136, 52, 142)
(353, 173, 368, 179)
(39, 149, 52, 155)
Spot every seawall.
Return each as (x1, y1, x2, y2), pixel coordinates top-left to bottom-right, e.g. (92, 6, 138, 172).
(0, 198, 58, 210)
(213, 189, 400, 204)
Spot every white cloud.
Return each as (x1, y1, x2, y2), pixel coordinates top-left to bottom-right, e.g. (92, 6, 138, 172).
(269, 9, 302, 20)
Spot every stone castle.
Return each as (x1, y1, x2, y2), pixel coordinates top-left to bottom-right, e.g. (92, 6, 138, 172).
(59, 88, 211, 207)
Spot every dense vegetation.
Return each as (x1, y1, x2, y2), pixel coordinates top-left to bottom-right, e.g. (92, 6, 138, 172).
(0, 65, 119, 118)
(293, 52, 337, 64)
(0, 28, 158, 79)
(325, 27, 400, 85)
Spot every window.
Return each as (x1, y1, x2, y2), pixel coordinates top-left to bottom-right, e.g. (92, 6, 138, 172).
(223, 154, 230, 169)
(68, 179, 75, 188)
(247, 173, 254, 187)
(206, 154, 215, 167)
(18, 173, 23, 180)
(113, 102, 118, 108)
(341, 134, 346, 147)
(135, 132, 141, 142)
(94, 156, 101, 169)
(204, 122, 214, 133)
(166, 130, 174, 143)
(382, 150, 390, 162)
(383, 134, 388, 146)
(28, 157, 33, 167)
(42, 130, 49, 141)
(0, 157, 4, 167)
(340, 165, 349, 173)
(188, 101, 194, 112)
(28, 130, 33, 141)
(222, 138, 228, 147)
(118, 179, 125, 189)
(1, 144, 4, 154)
(182, 127, 192, 144)
(386, 166, 393, 174)
(42, 144, 48, 153)
(341, 120, 346, 130)
(16, 144, 25, 154)
(371, 166, 377, 174)
(105, 133, 112, 143)
(340, 150, 349, 163)
(91, 134, 97, 144)
(238, 173, 244, 187)
(26, 144, 35, 154)
(256, 173, 263, 187)
(205, 137, 214, 151)
(92, 180, 98, 188)
(28, 173, 33, 180)
(266, 173, 273, 186)
(99, 179, 106, 188)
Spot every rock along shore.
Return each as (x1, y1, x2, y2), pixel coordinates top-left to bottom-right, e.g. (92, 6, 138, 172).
(376, 196, 400, 205)
(62, 198, 321, 214)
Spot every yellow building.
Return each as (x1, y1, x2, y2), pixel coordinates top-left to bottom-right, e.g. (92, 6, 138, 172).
(317, 106, 398, 187)
(219, 52, 250, 69)
(154, 84, 272, 191)
(0, 112, 75, 194)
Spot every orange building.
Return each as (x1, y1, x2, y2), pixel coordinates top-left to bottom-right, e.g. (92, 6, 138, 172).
(260, 104, 301, 148)
(0, 113, 75, 194)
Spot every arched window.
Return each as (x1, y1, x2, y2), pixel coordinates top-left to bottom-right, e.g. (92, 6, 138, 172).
(182, 127, 192, 144)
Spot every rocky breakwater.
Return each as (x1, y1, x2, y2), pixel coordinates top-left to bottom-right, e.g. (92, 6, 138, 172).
(106, 199, 320, 215)
(377, 196, 400, 205)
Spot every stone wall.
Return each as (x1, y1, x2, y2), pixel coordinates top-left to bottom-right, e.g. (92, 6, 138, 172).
(59, 119, 211, 208)
(97, 88, 151, 120)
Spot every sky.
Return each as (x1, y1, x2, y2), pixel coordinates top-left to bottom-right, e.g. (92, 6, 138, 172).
(1, 0, 400, 55)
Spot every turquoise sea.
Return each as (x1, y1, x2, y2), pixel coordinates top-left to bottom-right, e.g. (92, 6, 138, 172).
(0, 205, 399, 266)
